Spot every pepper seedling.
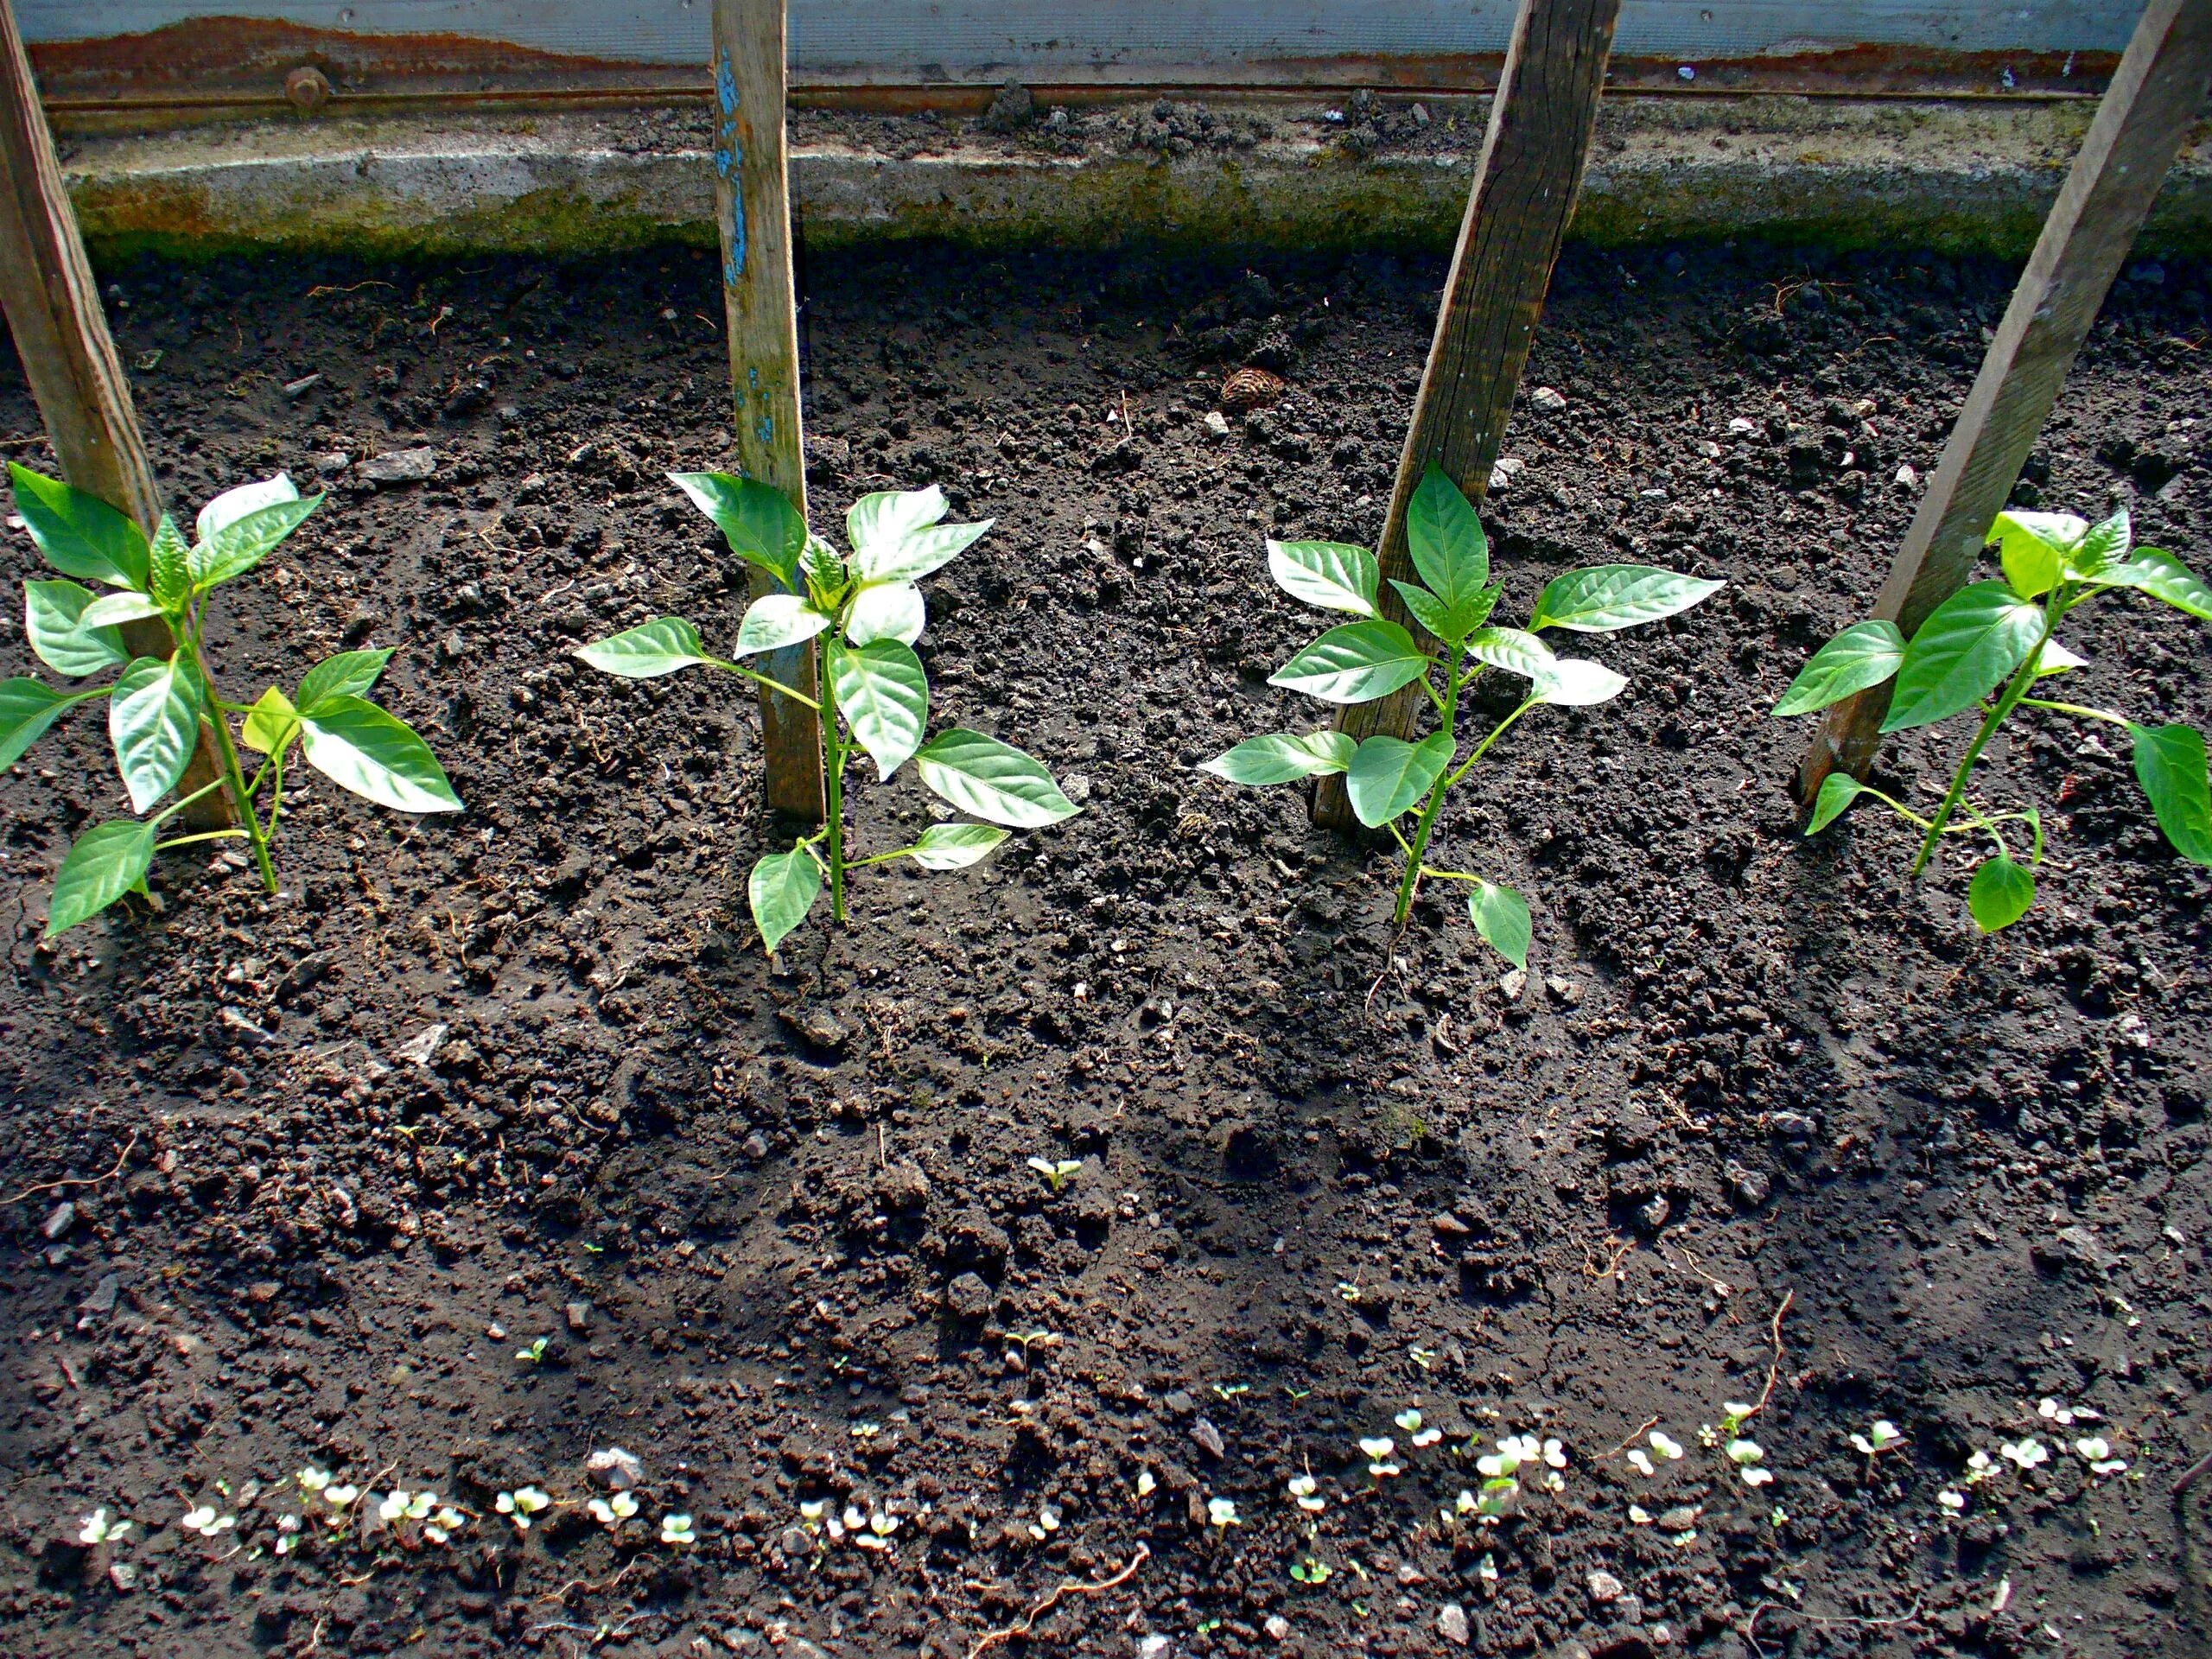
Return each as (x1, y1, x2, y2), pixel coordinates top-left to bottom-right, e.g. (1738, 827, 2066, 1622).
(577, 474, 1080, 951)
(1202, 465, 1721, 964)
(3, 464, 460, 937)
(1775, 507, 2212, 931)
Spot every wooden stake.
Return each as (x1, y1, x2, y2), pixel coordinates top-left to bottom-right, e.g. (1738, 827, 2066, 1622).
(0, 0, 228, 828)
(710, 0, 823, 823)
(1313, 0, 1619, 830)
(1797, 0, 2212, 806)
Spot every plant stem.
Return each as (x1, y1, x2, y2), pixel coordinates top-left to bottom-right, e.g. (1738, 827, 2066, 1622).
(1392, 668, 1460, 925)
(817, 643, 846, 924)
(189, 639, 279, 893)
(1910, 617, 2056, 879)
(2018, 696, 2129, 728)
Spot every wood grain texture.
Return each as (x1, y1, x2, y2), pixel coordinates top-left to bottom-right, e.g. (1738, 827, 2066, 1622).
(1313, 0, 1619, 829)
(711, 0, 823, 823)
(0, 0, 227, 828)
(1796, 0, 2212, 804)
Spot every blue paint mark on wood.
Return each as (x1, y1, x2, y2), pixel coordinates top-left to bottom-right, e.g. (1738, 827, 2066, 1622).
(714, 44, 747, 287)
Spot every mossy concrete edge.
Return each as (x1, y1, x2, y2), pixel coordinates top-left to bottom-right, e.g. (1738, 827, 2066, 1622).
(58, 99, 2212, 264)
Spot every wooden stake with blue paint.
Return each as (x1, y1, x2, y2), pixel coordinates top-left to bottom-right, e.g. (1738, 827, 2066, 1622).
(710, 0, 823, 822)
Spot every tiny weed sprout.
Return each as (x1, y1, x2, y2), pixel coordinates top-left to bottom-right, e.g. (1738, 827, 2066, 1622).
(3, 465, 461, 937)
(1205, 1496, 1241, 1530)
(1203, 465, 1720, 963)
(1777, 507, 2212, 931)
(2074, 1438, 2129, 1476)
(1026, 1155, 1083, 1192)
(587, 1493, 639, 1529)
(1999, 1438, 2049, 1471)
(180, 1504, 234, 1538)
(576, 476, 1079, 952)
(494, 1487, 550, 1530)
(659, 1512, 696, 1547)
(516, 1336, 550, 1364)
(1291, 1556, 1332, 1585)
(1849, 1419, 1904, 1460)
(1287, 1473, 1326, 1514)
(78, 1509, 130, 1546)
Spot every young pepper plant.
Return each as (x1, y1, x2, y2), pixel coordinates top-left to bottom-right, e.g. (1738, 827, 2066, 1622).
(1775, 506, 2212, 931)
(3, 464, 461, 938)
(1202, 465, 1722, 965)
(576, 474, 1081, 952)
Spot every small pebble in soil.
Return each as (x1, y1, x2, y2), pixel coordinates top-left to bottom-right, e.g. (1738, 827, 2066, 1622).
(1203, 410, 1231, 438)
(586, 1446, 642, 1490)
(1726, 1162, 1772, 1207)
(1587, 1568, 1626, 1604)
(1529, 385, 1568, 410)
(565, 1300, 591, 1332)
(1191, 1417, 1226, 1459)
(1498, 969, 1527, 1001)
(1266, 1614, 1292, 1640)
(1137, 1638, 1172, 1659)
(1438, 1602, 1471, 1646)
(41, 1202, 74, 1240)
(357, 445, 438, 483)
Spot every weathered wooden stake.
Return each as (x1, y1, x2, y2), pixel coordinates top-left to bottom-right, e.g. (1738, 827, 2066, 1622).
(0, 0, 228, 828)
(1313, 0, 1620, 830)
(1796, 0, 2212, 806)
(709, 0, 823, 823)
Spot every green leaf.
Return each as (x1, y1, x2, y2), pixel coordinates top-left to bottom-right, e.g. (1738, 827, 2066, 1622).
(1967, 856, 2036, 932)
(1804, 772, 1860, 834)
(1393, 578, 1501, 645)
(906, 823, 1010, 871)
(576, 617, 713, 679)
(1463, 626, 1558, 681)
(297, 647, 394, 712)
(0, 677, 80, 769)
(7, 463, 149, 590)
(1466, 879, 1531, 969)
(733, 593, 831, 658)
(829, 638, 929, 779)
(239, 686, 301, 756)
(2064, 508, 2132, 580)
(2129, 722, 2212, 865)
(1405, 464, 1489, 609)
(1345, 731, 1452, 828)
(1529, 565, 1725, 633)
(670, 472, 806, 588)
(44, 818, 157, 939)
(195, 474, 300, 543)
(1770, 620, 1907, 716)
(1990, 509, 2069, 599)
(1880, 581, 2045, 733)
(2035, 639, 2088, 677)
(148, 517, 191, 612)
(108, 653, 202, 813)
(912, 729, 1081, 829)
(75, 590, 167, 631)
(2084, 547, 2212, 620)
(845, 581, 926, 646)
(748, 849, 822, 952)
(192, 492, 321, 591)
(846, 486, 948, 567)
(1199, 730, 1355, 785)
(298, 696, 462, 813)
(1269, 620, 1429, 705)
(1528, 657, 1628, 707)
(802, 533, 848, 594)
(24, 580, 128, 677)
(1268, 540, 1378, 617)
(852, 518, 994, 584)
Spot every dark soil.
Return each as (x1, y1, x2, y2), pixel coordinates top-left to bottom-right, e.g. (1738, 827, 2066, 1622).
(1, 235, 2208, 1659)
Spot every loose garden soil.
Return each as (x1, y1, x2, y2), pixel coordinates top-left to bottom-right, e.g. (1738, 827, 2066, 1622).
(0, 233, 2208, 1659)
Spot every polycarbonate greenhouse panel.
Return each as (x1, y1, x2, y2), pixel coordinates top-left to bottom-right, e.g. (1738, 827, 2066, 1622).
(22, 2, 2141, 76)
